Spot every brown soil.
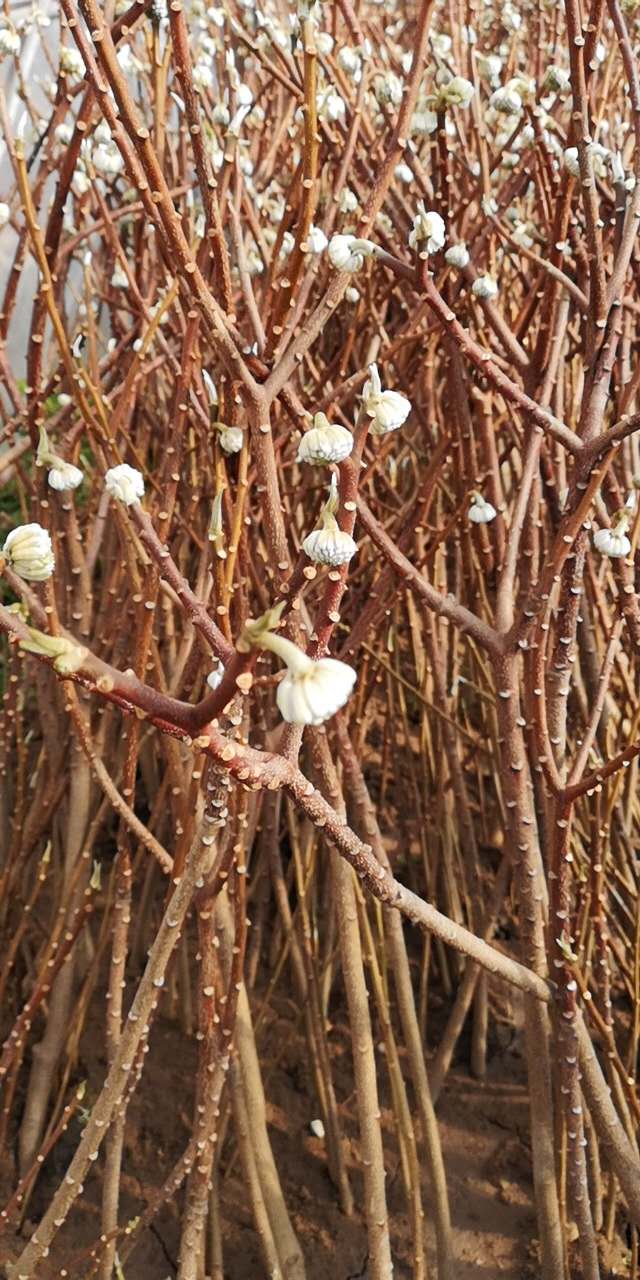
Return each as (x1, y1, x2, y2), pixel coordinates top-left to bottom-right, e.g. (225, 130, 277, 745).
(1, 990, 629, 1279)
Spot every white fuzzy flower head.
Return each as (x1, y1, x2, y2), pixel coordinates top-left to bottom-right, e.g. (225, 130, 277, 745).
(435, 74, 474, 109)
(60, 46, 84, 79)
(327, 234, 375, 272)
(477, 53, 502, 85)
(48, 459, 84, 492)
(243, 612, 357, 725)
(297, 413, 353, 465)
(490, 85, 522, 116)
(306, 224, 328, 253)
(0, 202, 10, 228)
(409, 204, 446, 254)
(92, 143, 123, 177)
(410, 108, 437, 136)
(215, 423, 244, 455)
(276, 651, 356, 725)
(594, 512, 631, 558)
(374, 71, 403, 107)
(317, 87, 345, 122)
(302, 477, 357, 566)
(303, 522, 357, 566)
(563, 146, 580, 177)
(193, 61, 214, 92)
(472, 273, 498, 300)
(445, 242, 470, 269)
(339, 188, 358, 214)
(2, 523, 55, 581)
(105, 463, 145, 505)
(362, 363, 411, 435)
(468, 492, 497, 524)
(337, 46, 361, 78)
(0, 27, 21, 57)
(395, 162, 413, 184)
(315, 31, 334, 56)
(544, 65, 571, 94)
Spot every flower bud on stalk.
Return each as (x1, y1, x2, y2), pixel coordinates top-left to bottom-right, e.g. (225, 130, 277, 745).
(297, 413, 354, 465)
(593, 511, 632, 558)
(362, 363, 411, 435)
(36, 425, 83, 493)
(239, 603, 356, 725)
(468, 492, 497, 524)
(302, 476, 358, 566)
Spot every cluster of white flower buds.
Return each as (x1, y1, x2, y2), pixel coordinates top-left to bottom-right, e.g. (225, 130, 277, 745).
(239, 604, 356, 726)
(1, 524, 55, 581)
(302, 476, 357, 567)
(105, 464, 145, 506)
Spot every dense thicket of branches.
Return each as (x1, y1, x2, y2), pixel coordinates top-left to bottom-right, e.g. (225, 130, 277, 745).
(1, 0, 640, 1276)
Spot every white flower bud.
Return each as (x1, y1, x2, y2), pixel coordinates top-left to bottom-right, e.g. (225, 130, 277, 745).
(362, 363, 411, 434)
(339, 188, 358, 213)
(297, 414, 353, 465)
(71, 170, 91, 198)
(436, 74, 474, 109)
(317, 88, 346, 122)
(471, 273, 498, 299)
(36, 425, 83, 492)
(276, 651, 356, 724)
(563, 146, 580, 177)
(490, 85, 522, 116)
(594, 513, 631, 558)
(303, 523, 357, 565)
(409, 204, 446, 253)
(2, 523, 55, 580)
(302, 476, 357, 566)
(445, 242, 470, 268)
(544, 65, 570, 94)
(19, 626, 87, 674)
(110, 263, 128, 289)
(193, 61, 214, 92)
(217, 425, 244, 455)
(327, 234, 375, 272)
(92, 143, 123, 177)
(394, 162, 413, 184)
(468, 492, 497, 523)
(0, 202, 10, 228)
(337, 46, 361, 78)
(315, 31, 334, 56)
(410, 109, 437, 136)
(373, 71, 403, 107)
(306, 224, 328, 253)
(0, 27, 20, 57)
(206, 661, 225, 690)
(345, 286, 360, 303)
(60, 46, 84, 79)
(48, 459, 84, 492)
(105, 463, 145, 505)
(476, 53, 502, 85)
(55, 123, 74, 146)
(250, 623, 356, 725)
